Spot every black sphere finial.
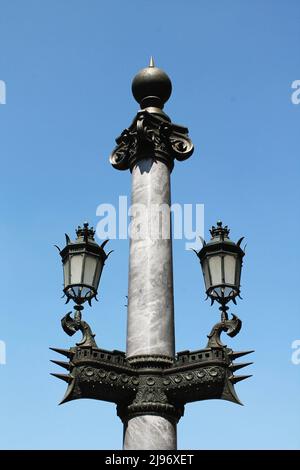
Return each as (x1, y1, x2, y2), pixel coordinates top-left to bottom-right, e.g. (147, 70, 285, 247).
(131, 58, 172, 109)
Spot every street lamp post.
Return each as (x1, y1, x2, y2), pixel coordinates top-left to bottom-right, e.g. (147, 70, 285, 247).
(51, 60, 253, 450)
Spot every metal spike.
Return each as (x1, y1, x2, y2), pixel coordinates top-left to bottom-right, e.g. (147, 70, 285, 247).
(50, 360, 72, 371)
(65, 234, 71, 244)
(49, 347, 74, 359)
(100, 239, 109, 249)
(149, 56, 155, 67)
(59, 380, 76, 405)
(229, 374, 252, 384)
(221, 379, 243, 406)
(199, 236, 206, 247)
(54, 245, 61, 253)
(229, 362, 253, 372)
(228, 350, 254, 360)
(50, 373, 72, 383)
(59, 388, 73, 405)
(237, 236, 244, 247)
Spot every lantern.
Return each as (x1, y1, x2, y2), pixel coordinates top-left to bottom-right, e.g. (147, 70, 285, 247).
(58, 222, 109, 306)
(197, 221, 245, 308)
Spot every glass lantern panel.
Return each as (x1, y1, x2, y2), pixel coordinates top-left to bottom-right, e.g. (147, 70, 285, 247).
(224, 286, 233, 297)
(235, 257, 242, 286)
(212, 286, 222, 298)
(202, 258, 211, 291)
(67, 285, 92, 300)
(208, 255, 222, 286)
(70, 286, 81, 297)
(63, 259, 70, 288)
(94, 259, 104, 291)
(70, 254, 84, 285)
(224, 254, 236, 285)
(83, 255, 98, 288)
(80, 286, 92, 298)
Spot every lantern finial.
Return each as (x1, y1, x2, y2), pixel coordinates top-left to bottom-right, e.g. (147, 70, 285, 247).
(209, 221, 230, 241)
(76, 222, 95, 241)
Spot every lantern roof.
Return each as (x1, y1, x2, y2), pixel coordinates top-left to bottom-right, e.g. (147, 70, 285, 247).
(198, 221, 245, 257)
(59, 222, 109, 260)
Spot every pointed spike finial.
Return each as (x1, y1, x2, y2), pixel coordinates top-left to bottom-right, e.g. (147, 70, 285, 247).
(59, 382, 76, 405)
(229, 362, 253, 373)
(229, 374, 252, 384)
(50, 373, 73, 384)
(149, 56, 155, 67)
(50, 359, 72, 371)
(49, 347, 75, 359)
(221, 381, 244, 406)
(228, 350, 254, 360)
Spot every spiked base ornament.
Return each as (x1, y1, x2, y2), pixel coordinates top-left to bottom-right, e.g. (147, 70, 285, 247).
(51, 310, 253, 411)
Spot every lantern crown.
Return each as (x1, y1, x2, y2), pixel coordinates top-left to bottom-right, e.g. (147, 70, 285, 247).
(209, 221, 230, 241)
(75, 222, 96, 242)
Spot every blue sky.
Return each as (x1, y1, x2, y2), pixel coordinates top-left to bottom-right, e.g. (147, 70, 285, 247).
(0, 0, 299, 449)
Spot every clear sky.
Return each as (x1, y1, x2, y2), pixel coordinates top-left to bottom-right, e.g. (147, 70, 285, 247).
(0, 0, 299, 450)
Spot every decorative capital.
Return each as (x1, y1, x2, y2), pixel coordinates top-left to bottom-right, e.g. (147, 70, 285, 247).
(110, 110, 194, 172)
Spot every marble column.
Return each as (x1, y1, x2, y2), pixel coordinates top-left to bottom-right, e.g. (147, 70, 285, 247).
(123, 157, 177, 449)
(126, 157, 175, 358)
(124, 415, 177, 450)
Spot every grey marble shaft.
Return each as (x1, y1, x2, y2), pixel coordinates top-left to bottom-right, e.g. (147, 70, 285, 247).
(124, 416, 177, 450)
(126, 158, 175, 358)
(124, 158, 176, 450)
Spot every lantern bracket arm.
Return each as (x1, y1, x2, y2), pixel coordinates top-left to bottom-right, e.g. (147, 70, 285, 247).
(61, 312, 98, 348)
(206, 314, 242, 348)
